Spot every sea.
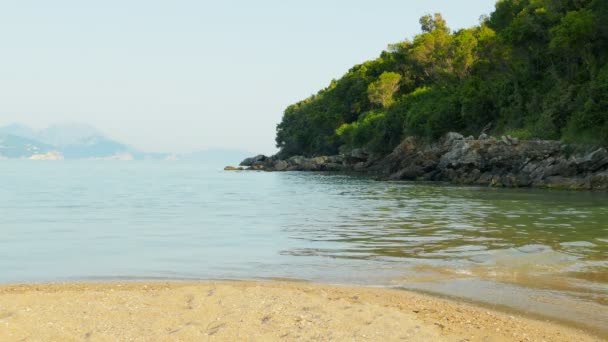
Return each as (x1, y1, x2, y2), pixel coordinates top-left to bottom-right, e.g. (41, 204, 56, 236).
(1, 160, 606, 333)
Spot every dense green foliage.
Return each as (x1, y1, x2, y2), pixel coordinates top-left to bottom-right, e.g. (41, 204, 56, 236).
(275, 0, 608, 157)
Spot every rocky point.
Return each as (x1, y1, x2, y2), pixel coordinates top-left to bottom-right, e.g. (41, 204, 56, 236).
(226, 133, 608, 191)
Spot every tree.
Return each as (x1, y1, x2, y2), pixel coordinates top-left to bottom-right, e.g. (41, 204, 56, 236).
(410, 14, 453, 82)
(451, 29, 479, 79)
(275, 1, 608, 157)
(367, 72, 402, 107)
(419, 13, 450, 33)
(550, 9, 595, 53)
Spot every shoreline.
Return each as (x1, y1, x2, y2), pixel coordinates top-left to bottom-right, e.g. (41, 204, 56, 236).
(232, 133, 608, 191)
(0, 281, 604, 341)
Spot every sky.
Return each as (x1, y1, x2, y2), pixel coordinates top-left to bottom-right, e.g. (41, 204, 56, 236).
(0, 0, 498, 154)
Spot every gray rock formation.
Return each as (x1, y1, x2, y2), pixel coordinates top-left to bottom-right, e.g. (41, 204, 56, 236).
(231, 133, 608, 190)
(239, 154, 267, 166)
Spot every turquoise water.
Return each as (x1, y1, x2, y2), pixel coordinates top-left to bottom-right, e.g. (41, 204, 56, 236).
(1, 161, 607, 332)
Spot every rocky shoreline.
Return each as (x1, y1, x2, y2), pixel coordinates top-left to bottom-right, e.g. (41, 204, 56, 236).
(227, 133, 608, 190)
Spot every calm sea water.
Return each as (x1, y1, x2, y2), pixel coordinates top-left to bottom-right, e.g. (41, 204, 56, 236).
(1, 161, 607, 332)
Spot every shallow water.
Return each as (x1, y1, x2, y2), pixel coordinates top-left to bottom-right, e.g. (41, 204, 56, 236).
(1, 161, 607, 332)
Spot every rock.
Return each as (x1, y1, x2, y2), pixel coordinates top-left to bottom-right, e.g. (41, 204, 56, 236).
(312, 156, 329, 165)
(239, 157, 254, 166)
(298, 158, 317, 171)
(324, 163, 344, 171)
(353, 162, 367, 172)
(390, 165, 425, 180)
(224, 166, 243, 171)
(261, 156, 279, 168)
(476, 172, 496, 186)
(281, 155, 327, 171)
(274, 160, 289, 171)
(590, 171, 608, 190)
(519, 140, 561, 159)
(328, 155, 345, 164)
(240, 154, 267, 166)
(438, 140, 481, 169)
(503, 173, 531, 187)
(578, 148, 608, 172)
(239, 158, 254, 166)
(350, 148, 369, 160)
(287, 155, 304, 165)
(338, 145, 351, 156)
(235, 132, 608, 190)
(544, 159, 577, 177)
(254, 154, 267, 162)
(443, 132, 464, 146)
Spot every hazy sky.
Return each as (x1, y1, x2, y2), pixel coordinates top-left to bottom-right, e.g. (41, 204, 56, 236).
(0, 0, 497, 154)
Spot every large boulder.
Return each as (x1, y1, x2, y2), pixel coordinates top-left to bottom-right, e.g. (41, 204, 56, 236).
(240, 154, 267, 166)
(283, 156, 314, 171)
(443, 132, 464, 147)
(438, 140, 481, 169)
(577, 148, 608, 172)
(590, 171, 608, 190)
(273, 160, 289, 171)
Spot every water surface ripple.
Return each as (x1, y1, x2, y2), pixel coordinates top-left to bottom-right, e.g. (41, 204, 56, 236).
(1, 161, 606, 332)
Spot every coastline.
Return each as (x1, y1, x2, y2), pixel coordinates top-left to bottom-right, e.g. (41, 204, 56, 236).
(0, 281, 603, 341)
(231, 133, 608, 191)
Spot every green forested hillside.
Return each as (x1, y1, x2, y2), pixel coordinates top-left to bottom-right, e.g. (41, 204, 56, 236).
(275, 0, 608, 157)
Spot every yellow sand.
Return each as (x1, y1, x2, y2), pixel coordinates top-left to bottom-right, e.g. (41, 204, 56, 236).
(0, 282, 603, 341)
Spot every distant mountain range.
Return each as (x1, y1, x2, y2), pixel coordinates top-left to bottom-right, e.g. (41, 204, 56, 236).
(0, 123, 252, 163)
(0, 123, 139, 160)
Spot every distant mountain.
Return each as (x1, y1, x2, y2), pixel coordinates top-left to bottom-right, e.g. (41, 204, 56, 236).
(60, 135, 131, 159)
(0, 134, 54, 158)
(0, 124, 38, 140)
(37, 123, 101, 147)
(0, 123, 252, 162)
(0, 123, 150, 160)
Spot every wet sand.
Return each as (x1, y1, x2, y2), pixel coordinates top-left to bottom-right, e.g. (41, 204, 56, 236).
(0, 281, 603, 341)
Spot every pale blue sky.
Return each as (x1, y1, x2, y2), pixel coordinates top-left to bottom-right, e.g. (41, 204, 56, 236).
(0, 0, 497, 154)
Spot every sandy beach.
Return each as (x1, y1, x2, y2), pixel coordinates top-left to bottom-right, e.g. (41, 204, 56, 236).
(0, 281, 603, 341)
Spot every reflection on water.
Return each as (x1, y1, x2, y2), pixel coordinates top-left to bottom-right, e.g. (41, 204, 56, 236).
(0, 161, 607, 333)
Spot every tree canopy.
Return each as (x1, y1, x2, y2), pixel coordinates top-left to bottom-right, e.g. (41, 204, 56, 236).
(367, 72, 402, 108)
(275, 0, 608, 157)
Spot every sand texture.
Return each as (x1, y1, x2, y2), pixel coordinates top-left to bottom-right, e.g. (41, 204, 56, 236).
(0, 282, 603, 341)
